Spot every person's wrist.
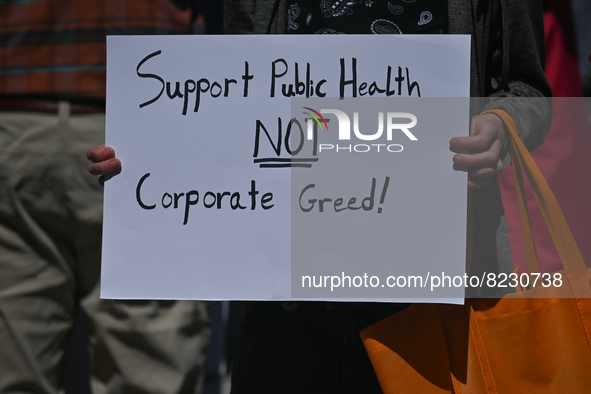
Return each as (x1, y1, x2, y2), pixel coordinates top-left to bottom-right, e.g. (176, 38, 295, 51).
(479, 112, 509, 169)
(479, 113, 506, 143)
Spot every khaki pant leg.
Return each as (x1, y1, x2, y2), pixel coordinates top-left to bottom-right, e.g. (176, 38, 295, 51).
(0, 109, 210, 394)
(0, 111, 80, 394)
(59, 111, 211, 394)
(84, 298, 210, 394)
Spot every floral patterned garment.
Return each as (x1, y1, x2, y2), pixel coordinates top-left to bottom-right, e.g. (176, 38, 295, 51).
(286, 0, 448, 35)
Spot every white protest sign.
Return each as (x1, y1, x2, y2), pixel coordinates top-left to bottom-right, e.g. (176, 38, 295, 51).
(103, 35, 470, 302)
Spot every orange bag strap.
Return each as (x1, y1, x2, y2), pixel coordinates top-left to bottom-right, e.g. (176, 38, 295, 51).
(482, 110, 590, 298)
(464, 188, 473, 280)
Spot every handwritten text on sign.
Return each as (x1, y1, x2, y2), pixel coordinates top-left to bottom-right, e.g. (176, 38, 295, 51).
(102, 35, 470, 302)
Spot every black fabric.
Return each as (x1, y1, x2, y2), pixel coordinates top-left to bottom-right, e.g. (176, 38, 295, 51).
(230, 301, 408, 394)
(286, 0, 448, 35)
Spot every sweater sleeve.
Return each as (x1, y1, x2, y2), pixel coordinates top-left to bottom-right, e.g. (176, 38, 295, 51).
(481, 0, 552, 167)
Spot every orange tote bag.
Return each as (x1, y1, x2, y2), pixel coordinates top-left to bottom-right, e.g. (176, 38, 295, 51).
(360, 110, 591, 394)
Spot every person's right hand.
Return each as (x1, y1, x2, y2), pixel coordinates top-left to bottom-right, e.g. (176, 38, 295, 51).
(87, 144, 121, 186)
(450, 113, 506, 189)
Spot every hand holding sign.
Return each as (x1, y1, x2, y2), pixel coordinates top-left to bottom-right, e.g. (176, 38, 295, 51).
(450, 113, 506, 189)
(87, 144, 121, 186)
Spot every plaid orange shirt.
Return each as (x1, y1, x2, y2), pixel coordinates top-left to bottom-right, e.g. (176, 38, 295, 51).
(0, 0, 197, 99)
